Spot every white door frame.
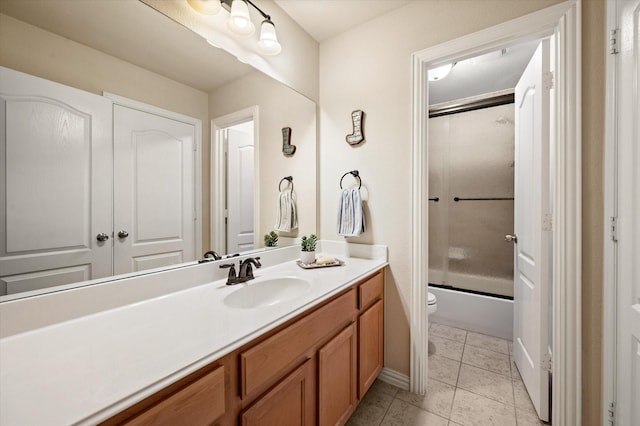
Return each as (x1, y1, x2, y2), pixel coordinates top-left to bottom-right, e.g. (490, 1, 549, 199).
(410, 2, 582, 425)
(104, 92, 203, 259)
(603, 0, 639, 423)
(211, 106, 259, 254)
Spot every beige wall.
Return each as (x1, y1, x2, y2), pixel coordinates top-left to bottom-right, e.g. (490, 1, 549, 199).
(318, 0, 603, 421)
(209, 70, 317, 246)
(581, 0, 605, 424)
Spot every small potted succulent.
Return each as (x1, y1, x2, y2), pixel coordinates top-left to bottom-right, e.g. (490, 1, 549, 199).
(264, 231, 279, 248)
(300, 234, 318, 264)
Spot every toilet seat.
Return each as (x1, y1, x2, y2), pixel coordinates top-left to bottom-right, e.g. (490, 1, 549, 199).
(428, 291, 437, 314)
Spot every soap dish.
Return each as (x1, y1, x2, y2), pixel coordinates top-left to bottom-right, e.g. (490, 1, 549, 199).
(296, 258, 344, 269)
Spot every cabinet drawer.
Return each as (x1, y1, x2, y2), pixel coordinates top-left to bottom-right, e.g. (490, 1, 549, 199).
(358, 271, 383, 310)
(241, 289, 357, 398)
(126, 365, 225, 426)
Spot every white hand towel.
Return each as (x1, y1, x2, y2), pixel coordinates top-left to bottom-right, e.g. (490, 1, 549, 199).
(337, 188, 365, 237)
(274, 189, 298, 232)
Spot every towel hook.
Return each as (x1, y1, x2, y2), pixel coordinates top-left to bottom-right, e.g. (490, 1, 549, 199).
(340, 170, 362, 189)
(279, 176, 293, 192)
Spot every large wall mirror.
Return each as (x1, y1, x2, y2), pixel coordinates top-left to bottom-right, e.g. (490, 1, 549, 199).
(0, 0, 317, 300)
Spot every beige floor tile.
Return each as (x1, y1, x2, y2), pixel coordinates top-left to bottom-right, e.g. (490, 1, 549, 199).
(448, 422, 464, 426)
(380, 399, 448, 426)
(450, 388, 517, 426)
(515, 407, 548, 425)
(372, 378, 402, 397)
(347, 385, 395, 426)
(430, 323, 468, 343)
(462, 345, 511, 376)
(396, 378, 456, 418)
(457, 364, 514, 406)
(510, 356, 523, 382)
(465, 331, 509, 354)
(513, 379, 537, 414)
(430, 335, 465, 361)
(428, 354, 461, 386)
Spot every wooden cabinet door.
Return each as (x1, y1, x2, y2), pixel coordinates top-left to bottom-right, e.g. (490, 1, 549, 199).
(318, 323, 357, 426)
(358, 299, 384, 398)
(241, 359, 315, 426)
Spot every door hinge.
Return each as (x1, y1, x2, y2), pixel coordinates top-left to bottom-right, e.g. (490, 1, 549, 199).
(608, 401, 616, 425)
(611, 216, 618, 242)
(543, 71, 554, 90)
(610, 29, 619, 54)
(541, 353, 552, 371)
(542, 213, 552, 231)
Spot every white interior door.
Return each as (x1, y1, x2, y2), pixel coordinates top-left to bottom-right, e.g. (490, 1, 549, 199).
(0, 67, 112, 295)
(226, 123, 254, 253)
(615, 0, 640, 423)
(512, 40, 551, 421)
(113, 105, 196, 275)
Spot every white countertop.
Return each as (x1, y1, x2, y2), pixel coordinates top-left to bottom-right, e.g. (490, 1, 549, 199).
(0, 241, 387, 425)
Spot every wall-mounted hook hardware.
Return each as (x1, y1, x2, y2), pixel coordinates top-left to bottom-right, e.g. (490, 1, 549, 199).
(279, 176, 293, 192)
(340, 170, 362, 189)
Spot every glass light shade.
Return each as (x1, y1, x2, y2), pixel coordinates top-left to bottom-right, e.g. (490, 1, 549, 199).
(228, 0, 255, 37)
(428, 63, 454, 81)
(258, 20, 282, 55)
(186, 0, 221, 15)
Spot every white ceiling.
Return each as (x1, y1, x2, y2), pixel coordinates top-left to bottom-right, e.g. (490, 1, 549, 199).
(274, 0, 412, 42)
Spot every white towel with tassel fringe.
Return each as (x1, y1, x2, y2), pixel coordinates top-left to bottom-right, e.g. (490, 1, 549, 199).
(337, 188, 365, 237)
(274, 189, 298, 232)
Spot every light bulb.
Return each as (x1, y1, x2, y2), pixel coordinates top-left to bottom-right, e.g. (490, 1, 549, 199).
(258, 19, 282, 55)
(228, 0, 255, 37)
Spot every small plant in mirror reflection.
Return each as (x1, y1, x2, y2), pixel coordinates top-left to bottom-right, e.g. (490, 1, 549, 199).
(264, 231, 279, 247)
(301, 234, 318, 252)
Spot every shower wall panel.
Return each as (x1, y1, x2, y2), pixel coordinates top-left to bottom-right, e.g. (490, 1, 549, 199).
(429, 103, 515, 297)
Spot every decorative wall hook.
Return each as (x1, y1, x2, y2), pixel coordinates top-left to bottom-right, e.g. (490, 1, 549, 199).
(346, 110, 365, 145)
(282, 127, 296, 156)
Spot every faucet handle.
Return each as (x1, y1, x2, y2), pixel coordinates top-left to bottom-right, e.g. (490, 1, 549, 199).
(219, 263, 237, 282)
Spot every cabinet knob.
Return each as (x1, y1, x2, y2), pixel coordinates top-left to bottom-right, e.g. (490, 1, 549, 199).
(118, 230, 129, 239)
(96, 233, 109, 242)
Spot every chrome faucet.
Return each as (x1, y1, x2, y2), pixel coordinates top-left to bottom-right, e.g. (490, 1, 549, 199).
(220, 256, 261, 285)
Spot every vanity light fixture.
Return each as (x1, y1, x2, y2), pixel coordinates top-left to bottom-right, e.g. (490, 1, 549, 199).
(187, 0, 282, 56)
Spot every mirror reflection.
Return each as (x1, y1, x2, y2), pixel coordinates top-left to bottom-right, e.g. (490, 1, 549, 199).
(0, 0, 317, 300)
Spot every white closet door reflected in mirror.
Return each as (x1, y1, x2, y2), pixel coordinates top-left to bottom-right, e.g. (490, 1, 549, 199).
(0, 67, 113, 295)
(0, 67, 200, 296)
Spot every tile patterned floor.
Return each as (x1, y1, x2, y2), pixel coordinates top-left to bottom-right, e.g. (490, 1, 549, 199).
(347, 322, 550, 426)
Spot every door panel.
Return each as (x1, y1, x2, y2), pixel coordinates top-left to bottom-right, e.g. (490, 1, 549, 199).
(113, 105, 196, 275)
(513, 40, 551, 421)
(0, 67, 112, 295)
(615, 1, 640, 424)
(226, 125, 254, 253)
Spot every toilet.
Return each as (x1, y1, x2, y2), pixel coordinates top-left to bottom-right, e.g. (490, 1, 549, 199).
(428, 291, 438, 315)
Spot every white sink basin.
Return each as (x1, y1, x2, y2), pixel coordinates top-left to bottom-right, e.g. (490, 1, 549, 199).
(223, 277, 311, 309)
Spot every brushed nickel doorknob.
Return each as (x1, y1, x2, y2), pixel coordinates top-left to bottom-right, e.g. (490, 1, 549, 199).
(96, 233, 109, 242)
(118, 230, 129, 239)
(505, 234, 518, 243)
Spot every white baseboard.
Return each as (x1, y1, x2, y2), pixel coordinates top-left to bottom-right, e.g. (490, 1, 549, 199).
(377, 367, 410, 390)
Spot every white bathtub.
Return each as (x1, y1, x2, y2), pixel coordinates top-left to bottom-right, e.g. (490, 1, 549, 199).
(429, 286, 513, 340)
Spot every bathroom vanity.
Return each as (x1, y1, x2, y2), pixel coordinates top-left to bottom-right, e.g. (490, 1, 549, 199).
(0, 242, 387, 425)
